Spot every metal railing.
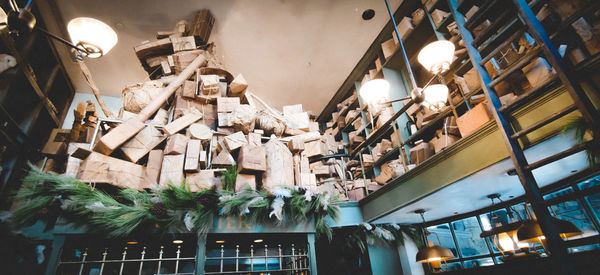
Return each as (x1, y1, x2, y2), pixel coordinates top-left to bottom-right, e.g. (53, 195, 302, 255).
(205, 243, 310, 274)
(57, 244, 195, 275)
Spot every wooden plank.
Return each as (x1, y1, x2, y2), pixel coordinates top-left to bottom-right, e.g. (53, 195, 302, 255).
(224, 131, 247, 151)
(159, 154, 185, 186)
(163, 112, 203, 136)
(185, 139, 202, 171)
(134, 38, 173, 60)
(120, 125, 166, 163)
(94, 54, 207, 154)
(143, 149, 163, 188)
(237, 144, 266, 173)
(164, 133, 189, 155)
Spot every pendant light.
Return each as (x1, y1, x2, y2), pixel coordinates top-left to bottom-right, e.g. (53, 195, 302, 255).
(414, 209, 455, 265)
(360, 1, 456, 114)
(417, 40, 455, 74)
(67, 17, 118, 58)
(516, 217, 582, 244)
(479, 194, 530, 258)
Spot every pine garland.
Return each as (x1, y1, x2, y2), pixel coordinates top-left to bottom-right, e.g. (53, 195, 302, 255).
(11, 165, 341, 239)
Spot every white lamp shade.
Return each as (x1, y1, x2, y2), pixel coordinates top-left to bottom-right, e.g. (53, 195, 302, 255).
(68, 17, 118, 58)
(421, 84, 448, 111)
(359, 79, 390, 106)
(418, 40, 455, 73)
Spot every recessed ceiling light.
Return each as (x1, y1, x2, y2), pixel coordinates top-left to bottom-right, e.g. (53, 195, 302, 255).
(254, 239, 263, 243)
(127, 241, 138, 245)
(216, 240, 225, 244)
(570, 170, 578, 173)
(172, 240, 184, 244)
(362, 9, 375, 20)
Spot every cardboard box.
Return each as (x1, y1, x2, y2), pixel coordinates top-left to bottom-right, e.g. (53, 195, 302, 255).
(217, 97, 240, 113)
(392, 17, 414, 44)
(430, 133, 460, 153)
(382, 38, 399, 60)
(348, 188, 365, 201)
(409, 140, 435, 165)
(499, 93, 517, 106)
(237, 144, 266, 173)
(571, 17, 600, 56)
(42, 128, 70, 156)
(463, 68, 480, 92)
(457, 102, 492, 137)
(431, 9, 450, 27)
(236, 174, 256, 191)
(522, 57, 554, 88)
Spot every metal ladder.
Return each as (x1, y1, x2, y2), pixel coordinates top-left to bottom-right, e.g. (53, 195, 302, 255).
(448, 0, 599, 273)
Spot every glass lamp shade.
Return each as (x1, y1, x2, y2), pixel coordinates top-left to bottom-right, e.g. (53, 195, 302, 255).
(359, 78, 390, 106)
(416, 245, 455, 263)
(517, 218, 582, 243)
(496, 230, 529, 252)
(67, 17, 118, 58)
(417, 40, 455, 74)
(420, 84, 449, 111)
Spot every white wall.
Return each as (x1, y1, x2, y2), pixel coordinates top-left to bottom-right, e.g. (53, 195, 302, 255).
(61, 93, 122, 129)
(397, 233, 425, 275)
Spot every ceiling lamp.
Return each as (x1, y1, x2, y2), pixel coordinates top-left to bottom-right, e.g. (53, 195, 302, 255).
(417, 40, 455, 74)
(414, 209, 455, 267)
(416, 245, 455, 263)
(420, 84, 449, 112)
(359, 78, 391, 106)
(67, 17, 118, 58)
(517, 217, 582, 244)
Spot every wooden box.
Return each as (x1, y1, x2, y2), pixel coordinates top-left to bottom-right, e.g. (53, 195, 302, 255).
(381, 38, 399, 60)
(392, 17, 414, 43)
(429, 132, 460, 153)
(237, 144, 266, 173)
(522, 57, 554, 88)
(409, 140, 435, 165)
(189, 9, 215, 44)
(457, 102, 492, 137)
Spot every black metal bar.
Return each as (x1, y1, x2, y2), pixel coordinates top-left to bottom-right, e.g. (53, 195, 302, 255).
(448, 1, 574, 274)
(511, 104, 577, 139)
(525, 143, 587, 171)
(480, 29, 525, 65)
(35, 26, 87, 54)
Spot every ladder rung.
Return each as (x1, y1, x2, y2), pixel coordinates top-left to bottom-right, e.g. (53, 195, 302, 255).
(480, 29, 525, 66)
(472, 8, 514, 47)
(511, 105, 577, 140)
(465, 0, 499, 30)
(526, 143, 588, 171)
(499, 75, 560, 113)
(489, 47, 542, 87)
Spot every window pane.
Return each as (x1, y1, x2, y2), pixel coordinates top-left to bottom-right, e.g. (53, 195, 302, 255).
(570, 244, 600, 253)
(442, 261, 462, 271)
(545, 188, 598, 240)
(451, 217, 490, 257)
(463, 257, 494, 268)
(426, 224, 458, 257)
(577, 175, 600, 190)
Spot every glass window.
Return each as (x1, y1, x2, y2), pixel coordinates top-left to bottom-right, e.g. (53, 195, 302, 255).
(570, 244, 600, 253)
(545, 188, 598, 240)
(463, 257, 494, 268)
(577, 175, 600, 190)
(585, 192, 600, 219)
(426, 224, 458, 257)
(451, 217, 490, 257)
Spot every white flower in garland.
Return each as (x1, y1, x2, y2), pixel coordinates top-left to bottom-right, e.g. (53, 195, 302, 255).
(184, 211, 195, 231)
(85, 202, 119, 212)
(361, 222, 373, 231)
(273, 188, 292, 198)
(380, 228, 395, 241)
(269, 197, 285, 220)
(241, 197, 264, 215)
(391, 223, 400, 230)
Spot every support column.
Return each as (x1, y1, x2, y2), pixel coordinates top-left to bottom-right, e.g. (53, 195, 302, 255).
(44, 235, 66, 275)
(195, 233, 207, 275)
(307, 233, 318, 275)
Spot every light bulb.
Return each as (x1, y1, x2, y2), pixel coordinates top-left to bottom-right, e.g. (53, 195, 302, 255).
(359, 79, 390, 106)
(421, 84, 448, 111)
(68, 17, 118, 58)
(418, 40, 455, 74)
(497, 232, 516, 252)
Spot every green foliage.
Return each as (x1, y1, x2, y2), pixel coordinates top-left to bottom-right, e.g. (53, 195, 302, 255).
(221, 166, 238, 192)
(562, 117, 599, 167)
(336, 223, 423, 254)
(10, 167, 340, 240)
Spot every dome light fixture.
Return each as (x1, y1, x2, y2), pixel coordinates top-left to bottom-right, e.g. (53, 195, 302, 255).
(358, 78, 391, 106)
(417, 40, 455, 74)
(67, 17, 118, 58)
(414, 209, 455, 268)
(420, 84, 449, 112)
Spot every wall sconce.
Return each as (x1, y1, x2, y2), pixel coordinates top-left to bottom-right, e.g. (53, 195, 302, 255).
(414, 209, 455, 270)
(3, 1, 119, 118)
(5, 4, 117, 59)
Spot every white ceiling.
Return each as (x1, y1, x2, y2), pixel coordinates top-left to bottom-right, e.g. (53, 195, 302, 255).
(39, 0, 402, 114)
(372, 132, 590, 224)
